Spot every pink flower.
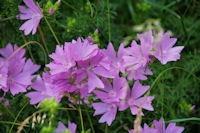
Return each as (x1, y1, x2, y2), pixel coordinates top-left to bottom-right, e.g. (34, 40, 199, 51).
(129, 123, 157, 133)
(190, 105, 195, 111)
(92, 102, 117, 126)
(58, 0, 61, 4)
(127, 66, 152, 80)
(47, 38, 98, 75)
(0, 43, 40, 95)
(78, 51, 114, 92)
(68, 121, 77, 133)
(54, 121, 77, 133)
(123, 30, 153, 71)
(95, 28, 98, 34)
(0, 59, 8, 89)
(92, 76, 128, 125)
(18, 0, 43, 35)
(94, 76, 127, 103)
(4, 100, 9, 107)
(26, 73, 63, 105)
(49, 7, 54, 15)
(152, 32, 184, 64)
(123, 40, 150, 71)
(119, 81, 154, 115)
(103, 43, 126, 75)
(153, 118, 184, 133)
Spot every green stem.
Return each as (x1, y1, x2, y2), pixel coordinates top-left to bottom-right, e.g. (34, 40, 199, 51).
(79, 106, 85, 133)
(78, 94, 84, 133)
(161, 83, 164, 118)
(167, 117, 200, 123)
(43, 16, 61, 46)
(107, 0, 111, 42)
(9, 102, 29, 133)
(0, 16, 15, 22)
(148, 66, 200, 93)
(84, 103, 95, 133)
(21, 33, 37, 64)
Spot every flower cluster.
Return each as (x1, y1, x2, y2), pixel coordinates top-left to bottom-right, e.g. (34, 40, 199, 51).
(129, 118, 184, 133)
(22, 29, 184, 126)
(0, 0, 187, 131)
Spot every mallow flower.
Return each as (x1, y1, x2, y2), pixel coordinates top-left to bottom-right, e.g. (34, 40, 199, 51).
(0, 43, 40, 95)
(17, 0, 43, 35)
(123, 30, 153, 71)
(0, 59, 8, 89)
(102, 42, 126, 75)
(93, 76, 127, 103)
(127, 66, 152, 80)
(49, 7, 54, 15)
(119, 81, 154, 115)
(153, 118, 184, 133)
(92, 76, 128, 125)
(78, 50, 115, 92)
(47, 38, 98, 75)
(26, 72, 63, 105)
(54, 121, 77, 133)
(152, 32, 184, 64)
(129, 123, 157, 133)
(92, 102, 117, 126)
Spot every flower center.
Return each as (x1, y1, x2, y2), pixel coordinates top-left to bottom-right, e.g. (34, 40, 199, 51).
(162, 50, 167, 54)
(108, 104, 116, 111)
(109, 90, 117, 98)
(128, 98, 135, 106)
(139, 56, 147, 65)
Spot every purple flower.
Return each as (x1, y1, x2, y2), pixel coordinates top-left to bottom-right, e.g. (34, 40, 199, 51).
(152, 32, 184, 64)
(58, 0, 61, 4)
(47, 38, 98, 75)
(18, 0, 43, 35)
(103, 43, 126, 75)
(95, 28, 98, 34)
(153, 118, 184, 133)
(123, 30, 153, 71)
(0, 59, 8, 89)
(68, 121, 77, 133)
(54, 122, 66, 133)
(92, 76, 128, 125)
(79, 51, 115, 92)
(54, 121, 76, 133)
(94, 76, 127, 103)
(119, 81, 154, 115)
(49, 7, 54, 15)
(26, 73, 63, 105)
(127, 66, 152, 80)
(0, 43, 40, 95)
(4, 100, 9, 107)
(190, 105, 195, 111)
(129, 123, 157, 133)
(123, 40, 151, 71)
(45, 70, 88, 98)
(92, 102, 117, 126)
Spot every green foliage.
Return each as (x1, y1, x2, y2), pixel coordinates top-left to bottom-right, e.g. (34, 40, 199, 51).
(40, 126, 55, 133)
(40, 98, 60, 115)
